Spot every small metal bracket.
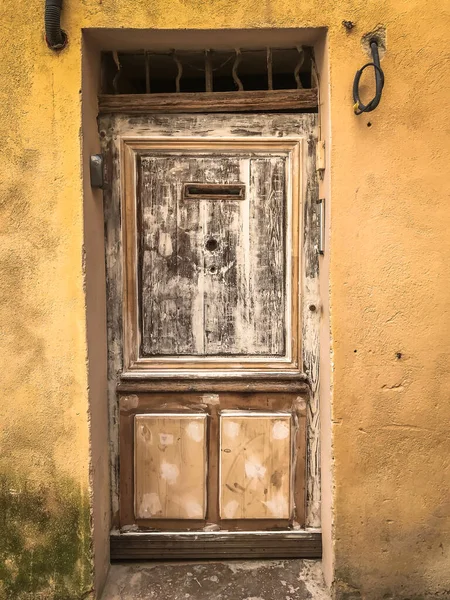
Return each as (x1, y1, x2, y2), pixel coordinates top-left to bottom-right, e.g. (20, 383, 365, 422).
(90, 154, 104, 189)
(317, 198, 325, 255)
(316, 140, 325, 175)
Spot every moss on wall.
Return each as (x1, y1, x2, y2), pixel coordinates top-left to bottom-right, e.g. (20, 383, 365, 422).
(0, 475, 92, 600)
(0, 1, 93, 597)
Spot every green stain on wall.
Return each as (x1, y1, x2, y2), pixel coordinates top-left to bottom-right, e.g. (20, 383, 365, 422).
(0, 475, 92, 600)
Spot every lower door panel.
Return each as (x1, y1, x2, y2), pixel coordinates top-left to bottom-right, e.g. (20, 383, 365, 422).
(114, 391, 320, 558)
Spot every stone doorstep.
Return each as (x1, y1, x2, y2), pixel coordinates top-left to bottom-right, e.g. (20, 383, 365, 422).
(101, 559, 329, 600)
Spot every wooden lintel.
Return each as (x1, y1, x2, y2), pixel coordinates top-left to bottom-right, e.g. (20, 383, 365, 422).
(98, 88, 318, 114)
(110, 530, 322, 560)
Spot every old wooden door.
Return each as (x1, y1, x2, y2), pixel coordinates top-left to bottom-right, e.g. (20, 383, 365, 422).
(101, 113, 321, 559)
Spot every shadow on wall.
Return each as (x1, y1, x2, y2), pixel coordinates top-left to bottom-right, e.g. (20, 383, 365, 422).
(0, 474, 92, 600)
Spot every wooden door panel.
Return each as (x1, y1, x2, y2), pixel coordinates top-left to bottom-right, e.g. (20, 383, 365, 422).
(136, 152, 287, 358)
(122, 392, 306, 530)
(220, 412, 292, 520)
(134, 414, 207, 519)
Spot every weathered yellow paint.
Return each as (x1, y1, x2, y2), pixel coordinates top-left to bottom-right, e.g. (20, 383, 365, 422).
(0, 0, 449, 598)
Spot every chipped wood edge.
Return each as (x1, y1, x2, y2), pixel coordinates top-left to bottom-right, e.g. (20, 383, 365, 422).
(101, 127, 123, 522)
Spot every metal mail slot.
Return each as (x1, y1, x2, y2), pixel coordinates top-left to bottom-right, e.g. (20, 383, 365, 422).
(183, 183, 246, 201)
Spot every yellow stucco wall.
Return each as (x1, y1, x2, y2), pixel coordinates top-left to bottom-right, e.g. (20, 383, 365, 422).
(0, 0, 449, 599)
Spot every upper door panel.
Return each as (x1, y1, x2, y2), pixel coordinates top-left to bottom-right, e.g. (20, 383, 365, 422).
(100, 113, 318, 378)
(121, 138, 302, 375)
(137, 152, 286, 358)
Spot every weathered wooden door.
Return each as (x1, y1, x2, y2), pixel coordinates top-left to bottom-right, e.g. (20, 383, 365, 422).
(100, 113, 321, 559)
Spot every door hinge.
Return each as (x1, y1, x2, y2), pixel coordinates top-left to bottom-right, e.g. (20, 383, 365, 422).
(317, 198, 325, 255)
(90, 154, 104, 189)
(316, 140, 325, 175)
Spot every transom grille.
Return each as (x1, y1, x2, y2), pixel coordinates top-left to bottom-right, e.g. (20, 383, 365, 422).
(101, 47, 314, 95)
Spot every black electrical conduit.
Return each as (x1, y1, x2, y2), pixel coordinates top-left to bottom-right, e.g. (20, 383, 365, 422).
(45, 0, 67, 50)
(353, 39, 385, 115)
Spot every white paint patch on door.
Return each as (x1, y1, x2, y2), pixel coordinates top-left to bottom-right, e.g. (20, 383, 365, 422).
(223, 420, 240, 439)
(184, 500, 204, 518)
(272, 420, 290, 440)
(158, 232, 173, 257)
(139, 425, 152, 443)
(263, 492, 289, 518)
(223, 500, 240, 519)
(140, 492, 162, 517)
(121, 394, 139, 410)
(160, 461, 179, 485)
(186, 421, 204, 442)
(245, 458, 267, 480)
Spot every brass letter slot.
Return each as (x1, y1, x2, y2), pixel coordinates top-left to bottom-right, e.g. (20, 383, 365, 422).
(183, 183, 245, 201)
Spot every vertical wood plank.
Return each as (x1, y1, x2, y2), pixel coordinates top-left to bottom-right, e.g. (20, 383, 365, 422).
(203, 186, 241, 354)
(138, 156, 181, 355)
(175, 160, 205, 354)
(293, 407, 307, 527)
(101, 116, 123, 521)
(249, 156, 286, 355)
(302, 128, 321, 527)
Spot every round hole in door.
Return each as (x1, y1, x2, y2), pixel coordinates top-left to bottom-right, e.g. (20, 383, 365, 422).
(205, 238, 219, 252)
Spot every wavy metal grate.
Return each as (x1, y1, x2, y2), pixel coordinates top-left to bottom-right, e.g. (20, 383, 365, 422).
(101, 47, 314, 95)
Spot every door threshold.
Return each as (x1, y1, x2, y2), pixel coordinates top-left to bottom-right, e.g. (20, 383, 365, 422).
(110, 529, 322, 560)
(101, 558, 329, 600)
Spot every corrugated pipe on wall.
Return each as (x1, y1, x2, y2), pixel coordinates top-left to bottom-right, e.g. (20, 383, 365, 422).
(45, 0, 67, 49)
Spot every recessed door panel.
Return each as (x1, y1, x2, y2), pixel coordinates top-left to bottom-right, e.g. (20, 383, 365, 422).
(220, 412, 292, 520)
(134, 414, 207, 519)
(137, 153, 287, 358)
